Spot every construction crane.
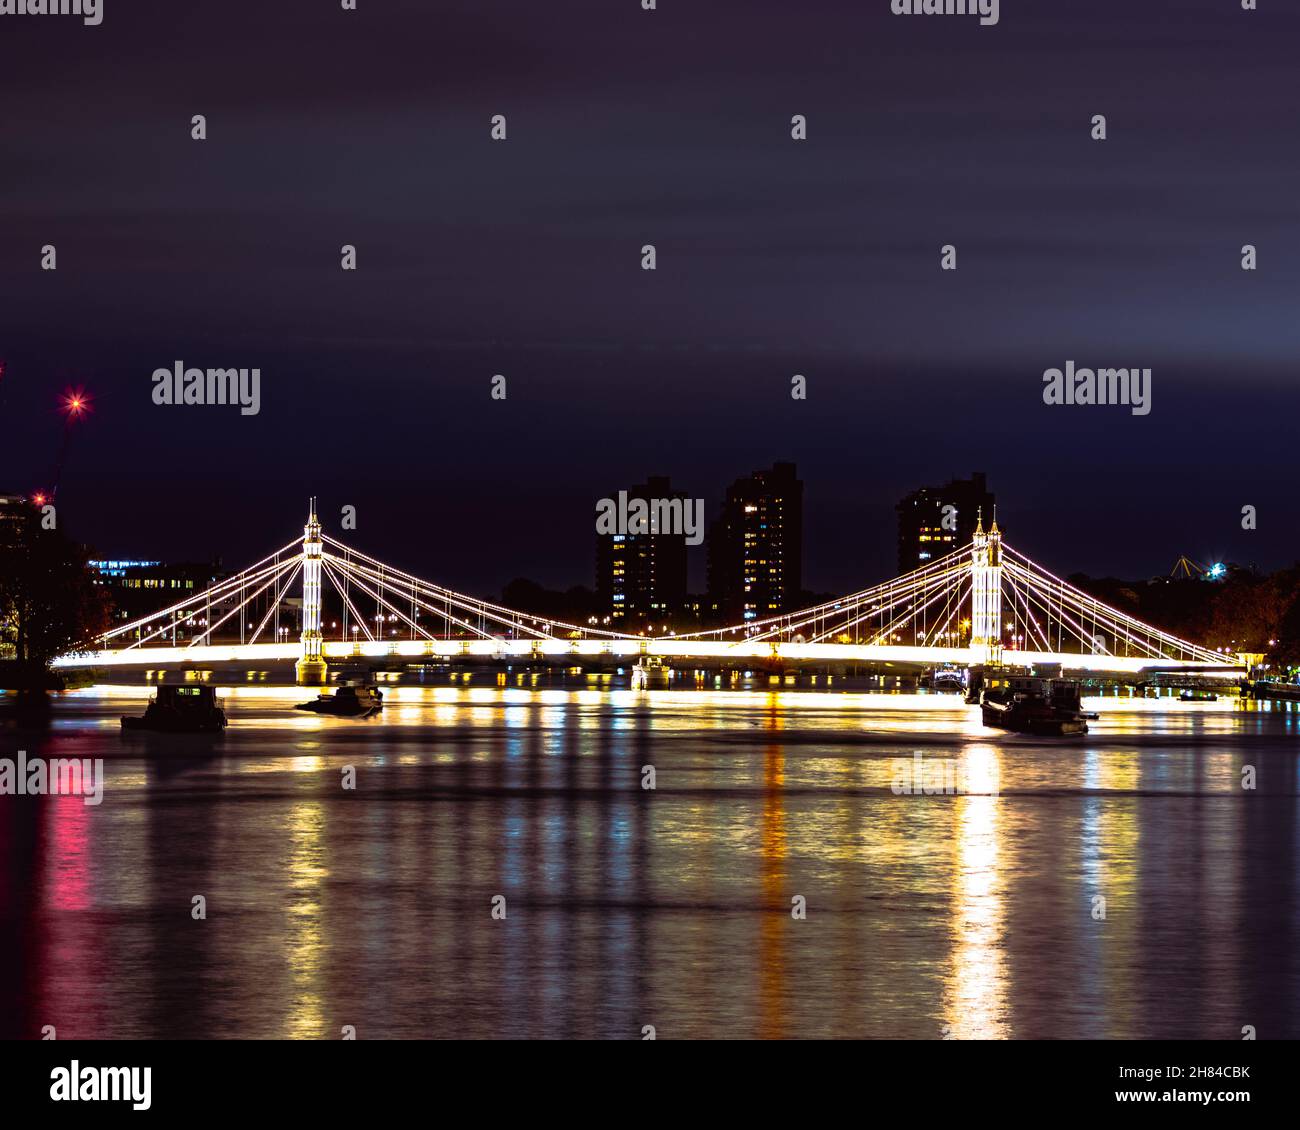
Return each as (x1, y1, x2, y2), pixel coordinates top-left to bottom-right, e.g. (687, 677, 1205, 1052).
(1170, 555, 1226, 581)
(49, 386, 91, 501)
(1169, 555, 1206, 579)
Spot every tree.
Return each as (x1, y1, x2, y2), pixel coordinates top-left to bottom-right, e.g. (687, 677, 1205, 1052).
(500, 578, 597, 622)
(0, 509, 112, 684)
(1204, 573, 1288, 654)
(1268, 566, 1300, 669)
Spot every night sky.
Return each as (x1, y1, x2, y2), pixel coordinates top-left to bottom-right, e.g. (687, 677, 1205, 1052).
(2, 0, 1297, 596)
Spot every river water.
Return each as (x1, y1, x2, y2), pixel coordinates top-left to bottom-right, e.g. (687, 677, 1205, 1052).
(1, 685, 1297, 1040)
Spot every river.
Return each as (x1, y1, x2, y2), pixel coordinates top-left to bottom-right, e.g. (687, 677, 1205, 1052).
(1, 685, 1296, 1039)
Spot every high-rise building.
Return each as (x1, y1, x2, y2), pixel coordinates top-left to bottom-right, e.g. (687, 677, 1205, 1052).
(0, 493, 28, 660)
(708, 462, 803, 624)
(594, 475, 688, 627)
(896, 471, 995, 574)
(0, 492, 30, 541)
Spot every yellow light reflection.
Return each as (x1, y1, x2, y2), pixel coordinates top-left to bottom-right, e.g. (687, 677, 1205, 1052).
(284, 789, 328, 1039)
(1088, 751, 1140, 1036)
(758, 697, 786, 1039)
(942, 744, 1009, 1039)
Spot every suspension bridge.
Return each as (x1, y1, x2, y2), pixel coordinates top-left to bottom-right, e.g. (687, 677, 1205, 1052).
(55, 503, 1242, 683)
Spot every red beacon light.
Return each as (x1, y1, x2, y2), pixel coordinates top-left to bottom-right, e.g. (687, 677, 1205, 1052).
(61, 387, 91, 417)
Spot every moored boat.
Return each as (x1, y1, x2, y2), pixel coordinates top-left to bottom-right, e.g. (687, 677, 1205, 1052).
(631, 656, 671, 690)
(122, 685, 227, 733)
(980, 667, 1090, 736)
(295, 684, 384, 718)
(1179, 690, 1218, 702)
(929, 664, 967, 694)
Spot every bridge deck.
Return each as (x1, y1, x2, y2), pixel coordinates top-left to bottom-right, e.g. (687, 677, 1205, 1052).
(55, 639, 1243, 677)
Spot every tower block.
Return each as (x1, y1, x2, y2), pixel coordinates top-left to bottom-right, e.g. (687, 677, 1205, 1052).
(295, 499, 328, 686)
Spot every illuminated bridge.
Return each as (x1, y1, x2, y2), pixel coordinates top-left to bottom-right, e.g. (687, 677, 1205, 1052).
(55, 503, 1242, 683)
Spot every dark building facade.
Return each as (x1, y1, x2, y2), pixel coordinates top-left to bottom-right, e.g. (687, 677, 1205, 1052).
(90, 559, 226, 626)
(0, 493, 30, 660)
(896, 471, 995, 574)
(708, 462, 803, 624)
(0, 492, 30, 539)
(594, 476, 689, 627)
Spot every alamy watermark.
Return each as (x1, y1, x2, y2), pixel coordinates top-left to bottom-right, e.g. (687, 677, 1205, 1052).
(152, 361, 261, 416)
(50, 1062, 150, 1110)
(891, 0, 999, 27)
(890, 751, 999, 796)
(596, 492, 704, 546)
(0, 0, 102, 25)
(0, 751, 103, 806)
(1042, 361, 1151, 416)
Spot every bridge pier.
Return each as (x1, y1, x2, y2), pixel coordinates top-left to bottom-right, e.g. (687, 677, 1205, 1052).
(970, 512, 1003, 666)
(295, 499, 329, 686)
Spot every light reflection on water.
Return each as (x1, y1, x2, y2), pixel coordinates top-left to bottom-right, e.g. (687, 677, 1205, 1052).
(0, 686, 1297, 1039)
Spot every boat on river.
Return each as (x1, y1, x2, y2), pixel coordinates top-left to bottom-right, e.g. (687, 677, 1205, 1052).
(928, 664, 967, 694)
(295, 684, 384, 718)
(631, 657, 672, 690)
(980, 667, 1091, 736)
(122, 685, 227, 733)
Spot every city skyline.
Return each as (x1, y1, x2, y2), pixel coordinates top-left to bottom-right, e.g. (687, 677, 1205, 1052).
(4, 464, 1274, 610)
(4, 354, 1289, 595)
(39, 479, 1274, 668)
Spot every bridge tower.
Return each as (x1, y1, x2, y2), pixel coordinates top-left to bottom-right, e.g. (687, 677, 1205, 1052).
(295, 498, 328, 686)
(970, 509, 1003, 666)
